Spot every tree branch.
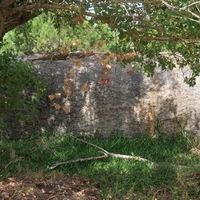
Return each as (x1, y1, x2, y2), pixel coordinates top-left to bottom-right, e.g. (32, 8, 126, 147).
(7, 3, 80, 16)
(159, 0, 178, 10)
(180, 1, 200, 11)
(1, 1, 200, 43)
(187, 9, 200, 19)
(49, 135, 150, 169)
(68, 135, 109, 154)
(2, 1, 199, 43)
(0, 0, 15, 9)
(49, 152, 109, 169)
(160, 0, 200, 19)
(4, 11, 40, 34)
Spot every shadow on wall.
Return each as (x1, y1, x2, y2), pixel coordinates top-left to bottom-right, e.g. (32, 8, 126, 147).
(3, 56, 200, 138)
(87, 62, 144, 137)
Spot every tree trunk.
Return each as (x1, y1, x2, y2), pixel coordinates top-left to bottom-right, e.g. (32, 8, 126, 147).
(0, 0, 40, 41)
(0, 13, 6, 41)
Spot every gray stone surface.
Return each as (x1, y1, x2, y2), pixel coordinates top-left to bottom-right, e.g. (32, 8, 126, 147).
(28, 55, 200, 137)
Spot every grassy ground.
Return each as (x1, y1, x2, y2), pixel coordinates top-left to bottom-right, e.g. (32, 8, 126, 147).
(1, 130, 200, 199)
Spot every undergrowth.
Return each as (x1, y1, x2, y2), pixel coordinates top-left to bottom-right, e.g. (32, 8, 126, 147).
(0, 130, 200, 199)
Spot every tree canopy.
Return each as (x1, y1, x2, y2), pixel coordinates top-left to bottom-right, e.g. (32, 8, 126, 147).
(1, 0, 200, 85)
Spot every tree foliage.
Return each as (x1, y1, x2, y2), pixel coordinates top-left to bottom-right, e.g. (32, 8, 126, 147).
(2, 13, 115, 54)
(0, 0, 200, 85)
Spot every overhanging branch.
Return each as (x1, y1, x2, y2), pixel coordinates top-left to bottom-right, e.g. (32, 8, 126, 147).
(0, 0, 15, 9)
(7, 3, 80, 16)
(1, 1, 200, 43)
(4, 11, 40, 34)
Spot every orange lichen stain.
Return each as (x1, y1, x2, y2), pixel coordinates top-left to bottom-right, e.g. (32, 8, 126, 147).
(64, 78, 73, 85)
(53, 103, 61, 110)
(68, 69, 75, 77)
(63, 85, 72, 96)
(101, 64, 113, 76)
(127, 69, 133, 76)
(101, 77, 111, 85)
(55, 93, 61, 99)
(63, 105, 71, 113)
(82, 84, 90, 92)
(72, 59, 82, 68)
(48, 94, 55, 101)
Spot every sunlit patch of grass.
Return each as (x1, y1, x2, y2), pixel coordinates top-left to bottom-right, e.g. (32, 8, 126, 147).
(1, 130, 200, 199)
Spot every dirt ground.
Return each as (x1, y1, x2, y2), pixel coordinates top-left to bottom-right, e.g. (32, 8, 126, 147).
(0, 174, 101, 200)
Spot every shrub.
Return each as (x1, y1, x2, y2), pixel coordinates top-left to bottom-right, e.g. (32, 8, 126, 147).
(0, 43, 46, 135)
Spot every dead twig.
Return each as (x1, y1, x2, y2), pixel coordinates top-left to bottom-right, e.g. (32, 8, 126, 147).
(49, 134, 150, 169)
(49, 152, 108, 169)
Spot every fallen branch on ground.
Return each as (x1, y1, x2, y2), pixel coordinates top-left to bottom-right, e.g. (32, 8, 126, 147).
(49, 135, 150, 169)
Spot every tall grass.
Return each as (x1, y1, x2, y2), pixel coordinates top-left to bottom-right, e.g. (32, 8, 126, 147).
(1, 130, 200, 199)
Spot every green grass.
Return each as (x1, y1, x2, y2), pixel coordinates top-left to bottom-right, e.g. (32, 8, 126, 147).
(0, 130, 200, 199)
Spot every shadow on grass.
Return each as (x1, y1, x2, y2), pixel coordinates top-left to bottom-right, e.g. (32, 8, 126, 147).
(0, 130, 200, 199)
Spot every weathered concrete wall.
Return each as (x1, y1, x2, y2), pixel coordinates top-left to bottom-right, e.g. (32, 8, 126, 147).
(28, 55, 200, 137)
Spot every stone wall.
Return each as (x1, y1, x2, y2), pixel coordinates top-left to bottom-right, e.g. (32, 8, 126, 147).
(26, 55, 200, 137)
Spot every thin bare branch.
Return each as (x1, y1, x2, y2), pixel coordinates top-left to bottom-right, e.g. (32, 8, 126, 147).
(195, 4, 200, 12)
(49, 153, 109, 169)
(187, 17, 200, 25)
(67, 134, 109, 154)
(109, 153, 149, 162)
(49, 135, 151, 169)
(160, 0, 200, 19)
(180, 1, 200, 10)
(187, 9, 200, 19)
(160, 0, 178, 10)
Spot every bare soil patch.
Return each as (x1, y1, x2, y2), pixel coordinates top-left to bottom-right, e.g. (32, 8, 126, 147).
(0, 174, 100, 200)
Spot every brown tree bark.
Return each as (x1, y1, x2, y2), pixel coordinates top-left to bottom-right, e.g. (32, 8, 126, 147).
(0, 13, 6, 41)
(0, 1, 81, 41)
(0, 0, 80, 41)
(0, 0, 42, 41)
(0, 0, 14, 40)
